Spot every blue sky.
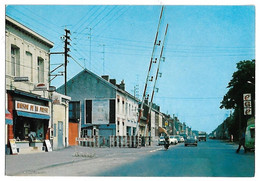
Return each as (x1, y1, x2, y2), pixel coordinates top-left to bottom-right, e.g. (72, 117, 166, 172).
(5, 5, 255, 133)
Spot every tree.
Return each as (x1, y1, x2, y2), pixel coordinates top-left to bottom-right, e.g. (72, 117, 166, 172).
(220, 59, 255, 139)
(220, 59, 255, 110)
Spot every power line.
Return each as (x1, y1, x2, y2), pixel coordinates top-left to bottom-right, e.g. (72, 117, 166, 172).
(92, 6, 118, 30)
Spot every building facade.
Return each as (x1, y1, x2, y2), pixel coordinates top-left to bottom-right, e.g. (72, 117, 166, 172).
(57, 69, 139, 145)
(5, 16, 54, 154)
(51, 92, 71, 150)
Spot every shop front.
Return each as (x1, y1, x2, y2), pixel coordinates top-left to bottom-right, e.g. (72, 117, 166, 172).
(7, 90, 51, 154)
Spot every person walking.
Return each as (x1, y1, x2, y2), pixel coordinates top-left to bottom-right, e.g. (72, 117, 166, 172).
(236, 131, 247, 153)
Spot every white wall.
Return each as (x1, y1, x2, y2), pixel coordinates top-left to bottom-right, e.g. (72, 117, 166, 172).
(6, 20, 51, 99)
(116, 92, 138, 136)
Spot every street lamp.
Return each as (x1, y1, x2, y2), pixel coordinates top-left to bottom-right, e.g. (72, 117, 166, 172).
(247, 81, 255, 86)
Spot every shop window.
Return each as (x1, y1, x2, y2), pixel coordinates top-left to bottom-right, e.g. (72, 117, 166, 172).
(11, 45, 20, 76)
(250, 128, 255, 138)
(37, 57, 44, 83)
(69, 101, 80, 123)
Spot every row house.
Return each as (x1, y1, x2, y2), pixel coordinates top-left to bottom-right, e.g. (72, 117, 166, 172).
(56, 70, 139, 145)
(5, 16, 69, 154)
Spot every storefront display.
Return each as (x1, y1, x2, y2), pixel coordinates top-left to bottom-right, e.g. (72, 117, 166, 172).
(7, 90, 51, 154)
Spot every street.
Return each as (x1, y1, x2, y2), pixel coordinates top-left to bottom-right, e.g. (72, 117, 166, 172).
(5, 139, 254, 177)
(99, 139, 255, 177)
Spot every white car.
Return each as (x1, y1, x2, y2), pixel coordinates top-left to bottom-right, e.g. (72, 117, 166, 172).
(179, 136, 185, 142)
(169, 135, 178, 145)
(158, 136, 165, 145)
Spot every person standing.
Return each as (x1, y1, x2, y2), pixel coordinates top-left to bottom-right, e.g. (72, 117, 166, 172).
(236, 132, 247, 153)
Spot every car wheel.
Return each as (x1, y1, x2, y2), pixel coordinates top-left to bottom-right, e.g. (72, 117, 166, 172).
(185, 144, 187, 147)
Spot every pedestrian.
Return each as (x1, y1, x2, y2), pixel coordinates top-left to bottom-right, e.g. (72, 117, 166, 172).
(236, 132, 246, 153)
(230, 134, 233, 142)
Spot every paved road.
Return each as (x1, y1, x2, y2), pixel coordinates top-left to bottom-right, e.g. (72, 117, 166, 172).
(5, 139, 254, 177)
(99, 139, 255, 177)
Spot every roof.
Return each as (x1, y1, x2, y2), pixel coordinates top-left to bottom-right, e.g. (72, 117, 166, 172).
(58, 68, 140, 102)
(6, 15, 54, 48)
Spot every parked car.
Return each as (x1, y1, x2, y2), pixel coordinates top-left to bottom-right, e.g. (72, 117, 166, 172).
(179, 136, 185, 142)
(179, 133, 188, 140)
(173, 135, 184, 143)
(169, 135, 178, 145)
(158, 136, 165, 145)
(184, 136, 198, 147)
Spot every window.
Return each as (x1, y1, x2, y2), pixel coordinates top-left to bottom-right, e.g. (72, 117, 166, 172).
(69, 101, 80, 123)
(85, 100, 92, 124)
(11, 46, 20, 76)
(109, 99, 115, 123)
(37, 57, 44, 83)
(25, 51, 33, 82)
(250, 128, 255, 138)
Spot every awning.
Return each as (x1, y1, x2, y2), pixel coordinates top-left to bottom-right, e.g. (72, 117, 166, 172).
(5, 109, 13, 125)
(16, 111, 50, 120)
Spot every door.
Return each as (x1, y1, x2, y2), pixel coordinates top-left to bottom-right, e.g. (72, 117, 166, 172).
(58, 121, 63, 148)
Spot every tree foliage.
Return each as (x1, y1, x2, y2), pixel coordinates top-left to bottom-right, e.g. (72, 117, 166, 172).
(216, 59, 255, 140)
(220, 59, 255, 110)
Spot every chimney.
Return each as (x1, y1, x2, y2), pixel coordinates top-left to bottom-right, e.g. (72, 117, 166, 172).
(119, 80, 125, 91)
(109, 79, 116, 85)
(101, 75, 109, 81)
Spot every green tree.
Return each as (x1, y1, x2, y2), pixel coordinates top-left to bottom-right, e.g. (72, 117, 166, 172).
(220, 59, 255, 139)
(220, 59, 255, 110)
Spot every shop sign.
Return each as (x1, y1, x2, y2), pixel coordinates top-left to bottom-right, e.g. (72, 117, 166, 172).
(243, 93, 252, 115)
(9, 139, 18, 155)
(15, 101, 49, 115)
(45, 140, 52, 152)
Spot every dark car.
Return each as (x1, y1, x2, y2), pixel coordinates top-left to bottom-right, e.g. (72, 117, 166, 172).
(184, 136, 198, 147)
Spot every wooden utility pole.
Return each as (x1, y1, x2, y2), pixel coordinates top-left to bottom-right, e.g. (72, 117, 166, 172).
(64, 29, 71, 95)
(136, 6, 165, 136)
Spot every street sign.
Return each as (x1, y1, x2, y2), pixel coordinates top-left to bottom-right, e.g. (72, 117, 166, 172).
(45, 140, 52, 152)
(243, 93, 252, 115)
(243, 101, 252, 108)
(243, 93, 251, 101)
(9, 139, 18, 154)
(244, 108, 252, 115)
(34, 83, 47, 91)
(14, 76, 29, 82)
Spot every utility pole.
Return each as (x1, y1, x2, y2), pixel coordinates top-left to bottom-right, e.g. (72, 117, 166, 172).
(147, 23, 168, 127)
(64, 29, 71, 95)
(136, 6, 165, 136)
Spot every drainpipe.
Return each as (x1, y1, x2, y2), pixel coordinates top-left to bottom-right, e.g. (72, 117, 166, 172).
(65, 101, 69, 147)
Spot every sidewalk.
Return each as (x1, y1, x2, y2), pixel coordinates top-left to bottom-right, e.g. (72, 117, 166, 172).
(5, 144, 162, 176)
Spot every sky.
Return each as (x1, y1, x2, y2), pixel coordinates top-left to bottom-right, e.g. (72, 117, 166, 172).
(4, 4, 255, 133)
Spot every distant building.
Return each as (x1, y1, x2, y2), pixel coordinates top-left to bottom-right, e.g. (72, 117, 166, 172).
(57, 69, 139, 145)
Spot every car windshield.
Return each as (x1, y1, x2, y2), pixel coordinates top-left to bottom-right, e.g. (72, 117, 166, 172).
(160, 136, 164, 139)
(169, 136, 174, 138)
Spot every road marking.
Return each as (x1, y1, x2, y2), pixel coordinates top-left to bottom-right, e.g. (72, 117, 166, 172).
(150, 148, 163, 153)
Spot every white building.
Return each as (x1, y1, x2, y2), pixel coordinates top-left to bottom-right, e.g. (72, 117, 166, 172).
(51, 92, 71, 150)
(5, 16, 54, 154)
